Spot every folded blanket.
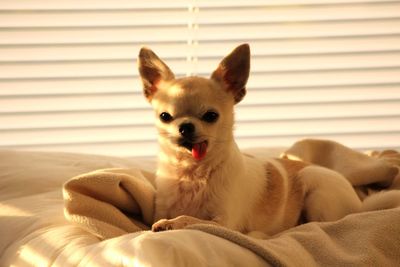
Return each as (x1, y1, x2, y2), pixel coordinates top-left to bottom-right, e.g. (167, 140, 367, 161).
(63, 168, 155, 239)
(63, 139, 400, 240)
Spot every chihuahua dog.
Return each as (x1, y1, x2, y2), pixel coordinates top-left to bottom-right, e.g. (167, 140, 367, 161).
(138, 44, 363, 238)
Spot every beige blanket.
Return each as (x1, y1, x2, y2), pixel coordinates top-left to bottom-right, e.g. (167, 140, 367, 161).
(63, 168, 156, 239)
(63, 139, 400, 265)
(188, 207, 400, 266)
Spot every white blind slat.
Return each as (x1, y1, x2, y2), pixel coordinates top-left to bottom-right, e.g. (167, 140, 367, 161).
(197, 3, 400, 24)
(0, 126, 157, 146)
(0, 94, 147, 112)
(0, 59, 187, 79)
(243, 86, 400, 104)
(237, 117, 400, 136)
(197, 0, 396, 8)
(1, 110, 154, 130)
(198, 52, 400, 73)
(0, 78, 140, 95)
(196, 36, 400, 57)
(197, 20, 400, 41)
(236, 101, 400, 121)
(0, 10, 189, 28)
(0, 0, 189, 10)
(0, 26, 189, 45)
(247, 69, 400, 88)
(0, 43, 188, 62)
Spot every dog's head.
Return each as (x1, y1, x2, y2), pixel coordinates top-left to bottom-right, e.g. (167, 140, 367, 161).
(138, 44, 250, 161)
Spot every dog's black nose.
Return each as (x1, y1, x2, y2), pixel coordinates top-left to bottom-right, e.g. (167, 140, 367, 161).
(179, 123, 195, 138)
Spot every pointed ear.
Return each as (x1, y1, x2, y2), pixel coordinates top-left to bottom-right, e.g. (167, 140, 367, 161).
(138, 47, 175, 101)
(211, 44, 250, 103)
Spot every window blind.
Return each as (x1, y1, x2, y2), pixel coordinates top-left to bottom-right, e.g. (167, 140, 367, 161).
(1, 0, 399, 157)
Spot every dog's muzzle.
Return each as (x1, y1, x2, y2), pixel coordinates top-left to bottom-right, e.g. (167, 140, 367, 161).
(176, 122, 208, 160)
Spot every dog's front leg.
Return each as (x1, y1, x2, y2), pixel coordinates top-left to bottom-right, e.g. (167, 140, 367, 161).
(152, 215, 219, 232)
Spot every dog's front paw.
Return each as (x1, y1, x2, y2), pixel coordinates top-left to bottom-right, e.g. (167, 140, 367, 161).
(152, 219, 176, 232)
(151, 215, 199, 232)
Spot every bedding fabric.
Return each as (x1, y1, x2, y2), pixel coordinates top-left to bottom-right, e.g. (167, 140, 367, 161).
(0, 150, 268, 267)
(1, 141, 400, 267)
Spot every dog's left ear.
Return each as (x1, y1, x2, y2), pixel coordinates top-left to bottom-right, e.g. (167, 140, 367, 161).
(138, 47, 175, 102)
(211, 44, 250, 103)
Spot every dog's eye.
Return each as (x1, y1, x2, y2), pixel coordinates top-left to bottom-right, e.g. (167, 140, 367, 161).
(159, 112, 173, 123)
(202, 111, 219, 123)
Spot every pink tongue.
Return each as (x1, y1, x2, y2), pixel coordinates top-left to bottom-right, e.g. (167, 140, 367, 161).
(192, 141, 208, 160)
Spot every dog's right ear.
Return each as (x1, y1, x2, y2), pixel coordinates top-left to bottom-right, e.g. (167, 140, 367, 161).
(138, 47, 175, 101)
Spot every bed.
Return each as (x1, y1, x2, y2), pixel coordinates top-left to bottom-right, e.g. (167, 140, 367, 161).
(1, 140, 400, 266)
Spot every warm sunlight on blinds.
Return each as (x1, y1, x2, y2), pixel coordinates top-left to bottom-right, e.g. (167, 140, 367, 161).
(1, 0, 400, 156)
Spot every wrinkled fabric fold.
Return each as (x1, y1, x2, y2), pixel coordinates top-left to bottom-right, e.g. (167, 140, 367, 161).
(63, 168, 155, 239)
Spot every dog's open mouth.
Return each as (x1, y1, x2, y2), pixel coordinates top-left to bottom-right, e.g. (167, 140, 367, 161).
(180, 140, 208, 161)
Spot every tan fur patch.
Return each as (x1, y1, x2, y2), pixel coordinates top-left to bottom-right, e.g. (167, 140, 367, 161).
(253, 159, 308, 233)
(277, 158, 309, 178)
(262, 161, 286, 217)
(276, 158, 308, 224)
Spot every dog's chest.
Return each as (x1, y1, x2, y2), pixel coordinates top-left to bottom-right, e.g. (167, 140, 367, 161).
(174, 178, 211, 218)
(159, 176, 213, 219)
